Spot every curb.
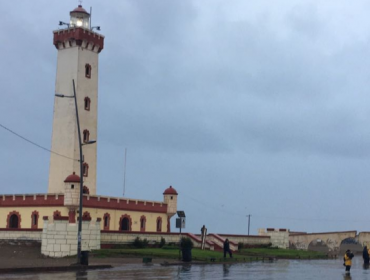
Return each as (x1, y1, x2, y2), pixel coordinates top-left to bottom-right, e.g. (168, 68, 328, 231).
(0, 265, 113, 274)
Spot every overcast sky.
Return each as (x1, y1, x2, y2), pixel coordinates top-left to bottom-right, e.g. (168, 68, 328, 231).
(1, 0, 370, 235)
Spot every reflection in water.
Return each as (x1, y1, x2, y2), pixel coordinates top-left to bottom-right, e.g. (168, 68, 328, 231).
(223, 264, 231, 277)
(177, 264, 192, 279)
(2, 257, 370, 280)
(75, 271, 88, 280)
(343, 273, 352, 280)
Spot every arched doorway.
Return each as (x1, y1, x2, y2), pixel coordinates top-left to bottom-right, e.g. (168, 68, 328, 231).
(121, 217, 130, 231)
(308, 239, 329, 253)
(9, 214, 19, 229)
(340, 238, 362, 254)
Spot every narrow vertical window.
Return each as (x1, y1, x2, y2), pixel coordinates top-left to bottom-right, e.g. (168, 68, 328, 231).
(85, 64, 91, 78)
(31, 211, 39, 229)
(83, 163, 89, 177)
(83, 130, 90, 143)
(84, 97, 91, 111)
(140, 216, 146, 232)
(103, 213, 110, 230)
(156, 217, 162, 232)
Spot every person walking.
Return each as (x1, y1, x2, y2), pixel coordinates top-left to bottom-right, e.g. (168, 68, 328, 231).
(223, 239, 232, 258)
(363, 246, 369, 265)
(344, 249, 354, 274)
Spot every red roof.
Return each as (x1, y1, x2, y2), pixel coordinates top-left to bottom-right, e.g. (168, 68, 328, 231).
(163, 186, 178, 195)
(64, 172, 80, 183)
(70, 5, 89, 15)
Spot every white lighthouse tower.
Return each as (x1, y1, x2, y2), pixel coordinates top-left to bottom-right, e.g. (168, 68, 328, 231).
(48, 5, 104, 195)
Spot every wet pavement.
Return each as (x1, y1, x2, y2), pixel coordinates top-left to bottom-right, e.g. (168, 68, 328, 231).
(0, 257, 369, 280)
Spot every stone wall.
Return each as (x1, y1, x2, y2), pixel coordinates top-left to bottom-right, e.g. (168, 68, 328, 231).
(41, 218, 100, 257)
(218, 234, 271, 246)
(259, 228, 289, 249)
(358, 232, 370, 246)
(101, 231, 179, 245)
(289, 231, 357, 253)
(101, 231, 214, 250)
(0, 229, 42, 241)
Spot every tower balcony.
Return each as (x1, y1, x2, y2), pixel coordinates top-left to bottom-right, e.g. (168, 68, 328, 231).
(53, 27, 104, 53)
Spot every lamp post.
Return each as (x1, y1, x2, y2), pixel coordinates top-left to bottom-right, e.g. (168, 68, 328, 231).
(247, 214, 251, 236)
(55, 79, 96, 264)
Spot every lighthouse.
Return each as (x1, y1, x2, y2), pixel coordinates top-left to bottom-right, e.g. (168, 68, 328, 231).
(48, 5, 104, 195)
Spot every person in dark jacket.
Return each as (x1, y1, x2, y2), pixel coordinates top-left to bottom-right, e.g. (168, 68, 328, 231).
(223, 239, 232, 258)
(364, 246, 370, 266)
(344, 249, 354, 273)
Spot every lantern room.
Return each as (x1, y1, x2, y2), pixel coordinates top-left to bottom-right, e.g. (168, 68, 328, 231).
(69, 5, 90, 29)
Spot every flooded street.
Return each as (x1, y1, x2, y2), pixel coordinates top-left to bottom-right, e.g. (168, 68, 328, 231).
(1, 257, 369, 280)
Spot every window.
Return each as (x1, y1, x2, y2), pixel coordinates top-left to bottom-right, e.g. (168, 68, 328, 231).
(121, 218, 129, 230)
(83, 186, 90, 194)
(84, 97, 91, 111)
(9, 214, 19, 229)
(82, 211, 91, 220)
(85, 64, 91, 78)
(103, 213, 110, 230)
(156, 217, 162, 232)
(140, 216, 146, 232)
(53, 210, 61, 219)
(83, 163, 89, 177)
(119, 215, 131, 231)
(31, 211, 39, 229)
(83, 130, 90, 143)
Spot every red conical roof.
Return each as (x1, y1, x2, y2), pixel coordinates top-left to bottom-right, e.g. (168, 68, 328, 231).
(70, 5, 89, 15)
(163, 186, 178, 195)
(64, 172, 80, 183)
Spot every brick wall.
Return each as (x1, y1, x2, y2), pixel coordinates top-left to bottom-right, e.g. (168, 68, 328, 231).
(41, 219, 100, 257)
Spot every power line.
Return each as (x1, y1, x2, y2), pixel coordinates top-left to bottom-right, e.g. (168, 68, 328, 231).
(0, 122, 77, 162)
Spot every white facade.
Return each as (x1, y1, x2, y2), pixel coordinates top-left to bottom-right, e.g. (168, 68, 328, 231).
(48, 8, 104, 195)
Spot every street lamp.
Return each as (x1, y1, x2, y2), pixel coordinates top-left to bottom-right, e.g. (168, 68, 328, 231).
(55, 79, 96, 265)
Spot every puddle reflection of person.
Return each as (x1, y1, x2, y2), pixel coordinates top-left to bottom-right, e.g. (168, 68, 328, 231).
(343, 273, 352, 280)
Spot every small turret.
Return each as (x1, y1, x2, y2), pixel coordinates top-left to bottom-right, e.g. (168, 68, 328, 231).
(163, 186, 178, 218)
(63, 172, 80, 208)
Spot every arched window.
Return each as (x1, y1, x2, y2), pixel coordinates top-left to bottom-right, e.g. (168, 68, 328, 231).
(83, 163, 89, 177)
(31, 211, 39, 229)
(84, 97, 91, 111)
(119, 214, 132, 231)
(83, 130, 90, 143)
(103, 213, 110, 230)
(53, 210, 61, 219)
(83, 186, 90, 194)
(9, 215, 18, 228)
(85, 64, 91, 78)
(156, 217, 162, 232)
(140, 215, 146, 232)
(7, 211, 21, 229)
(82, 211, 91, 220)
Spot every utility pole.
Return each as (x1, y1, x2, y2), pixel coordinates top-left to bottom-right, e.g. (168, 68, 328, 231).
(247, 214, 251, 235)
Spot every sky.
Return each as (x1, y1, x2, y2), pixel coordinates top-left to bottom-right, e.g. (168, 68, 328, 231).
(1, 0, 370, 235)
